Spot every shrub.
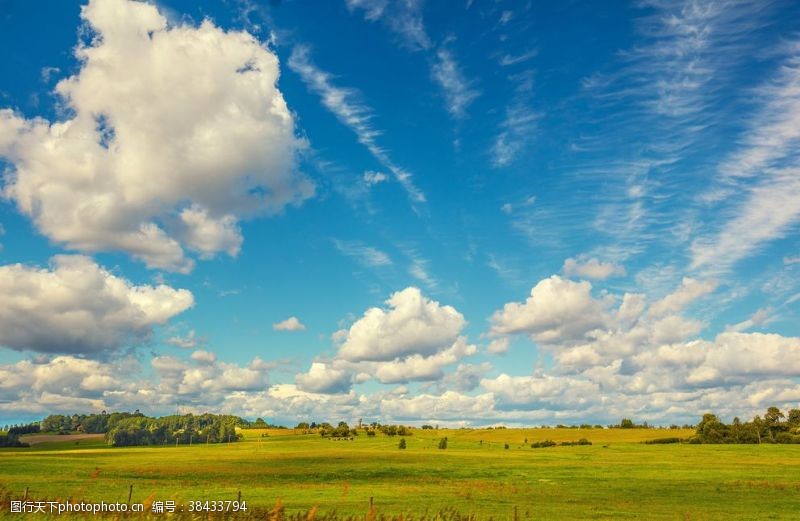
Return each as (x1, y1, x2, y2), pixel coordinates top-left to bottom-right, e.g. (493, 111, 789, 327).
(560, 438, 592, 446)
(0, 434, 29, 448)
(644, 437, 683, 445)
(398, 438, 407, 449)
(531, 440, 557, 448)
(438, 437, 448, 450)
(504, 443, 509, 450)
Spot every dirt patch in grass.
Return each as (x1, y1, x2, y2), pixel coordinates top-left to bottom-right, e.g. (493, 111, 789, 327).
(20, 434, 104, 445)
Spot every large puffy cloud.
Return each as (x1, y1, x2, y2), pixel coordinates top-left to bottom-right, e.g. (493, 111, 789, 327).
(0, 356, 119, 399)
(152, 354, 268, 395)
(490, 275, 712, 370)
(685, 332, 800, 385)
(490, 276, 613, 345)
(338, 287, 466, 362)
(333, 288, 476, 385)
(4, 330, 800, 425)
(0, 0, 311, 272)
(295, 362, 352, 394)
(294, 287, 476, 393)
(0, 355, 138, 415)
(380, 391, 496, 423)
(482, 273, 800, 423)
(0, 255, 193, 354)
(223, 384, 367, 424)
(0, 351, 272, 417)
(5, 270, 800, 425)
(371, 337, 476, 384)
(481, 374, 602, 410)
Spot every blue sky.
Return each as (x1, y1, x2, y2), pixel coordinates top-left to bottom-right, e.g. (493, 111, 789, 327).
(1, 0, 799, 426)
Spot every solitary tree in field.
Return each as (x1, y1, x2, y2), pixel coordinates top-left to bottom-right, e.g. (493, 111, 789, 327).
(398, 438, 406, 449)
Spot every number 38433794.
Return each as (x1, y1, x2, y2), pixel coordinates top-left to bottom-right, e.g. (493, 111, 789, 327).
(188, 500, 247, 512)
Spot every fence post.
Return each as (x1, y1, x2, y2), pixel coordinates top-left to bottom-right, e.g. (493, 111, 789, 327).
(513, 505, 518, 521)
(23, 487, 28, 502)
(128, 484, 133, 504)
(369, 497, 374, 510)
(237, 490, 241, 503)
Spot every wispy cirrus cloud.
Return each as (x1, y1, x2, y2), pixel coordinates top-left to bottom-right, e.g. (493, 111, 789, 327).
(431, 48, 481, 119)
(288, 46, 426, 204)
(491, 88, 538, 168)
(345, 0, 479, 119)
(345, 0, 431, 51)
(498, 49, 537, 67)
(333, 239, 393, 267)
(571, 0, 774, 269)
(486, 253, 523, 286)
(691, 40, 800, 273)
(489, 3, 539, 168)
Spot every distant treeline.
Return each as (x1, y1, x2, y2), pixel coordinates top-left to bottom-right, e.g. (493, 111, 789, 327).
(2, 423, 40, 435)
(691, 407, 800, 444)
(106, 413, 241, 446)
(40, 412, 142, 434)
(239, 417, 288, 429)
(34, 411, 245, 447)
(11, 406, 799, 449)
(292, 421, 413, 438)
(0, 422, 40, 447)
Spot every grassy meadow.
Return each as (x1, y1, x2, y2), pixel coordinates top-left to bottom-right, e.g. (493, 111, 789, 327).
(2, 427, 800, 520)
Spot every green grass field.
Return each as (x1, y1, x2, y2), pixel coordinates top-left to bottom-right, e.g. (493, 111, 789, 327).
(2, 427, 800, 520)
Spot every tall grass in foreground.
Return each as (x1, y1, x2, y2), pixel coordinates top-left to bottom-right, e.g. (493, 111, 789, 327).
(0, 488, 482, 521)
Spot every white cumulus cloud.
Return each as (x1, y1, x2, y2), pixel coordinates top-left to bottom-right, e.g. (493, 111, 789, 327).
(337, 287, 466, 362)
(490, 275, 613, 345)
(273, 316, 307, 332)
(295, 362, 352, 394)
(0, 255, 193, 354)
(0, 0, 312, 272)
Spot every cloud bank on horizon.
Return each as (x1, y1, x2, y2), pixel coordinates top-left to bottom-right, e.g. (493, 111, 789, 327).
(0, 0, 799, 426)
